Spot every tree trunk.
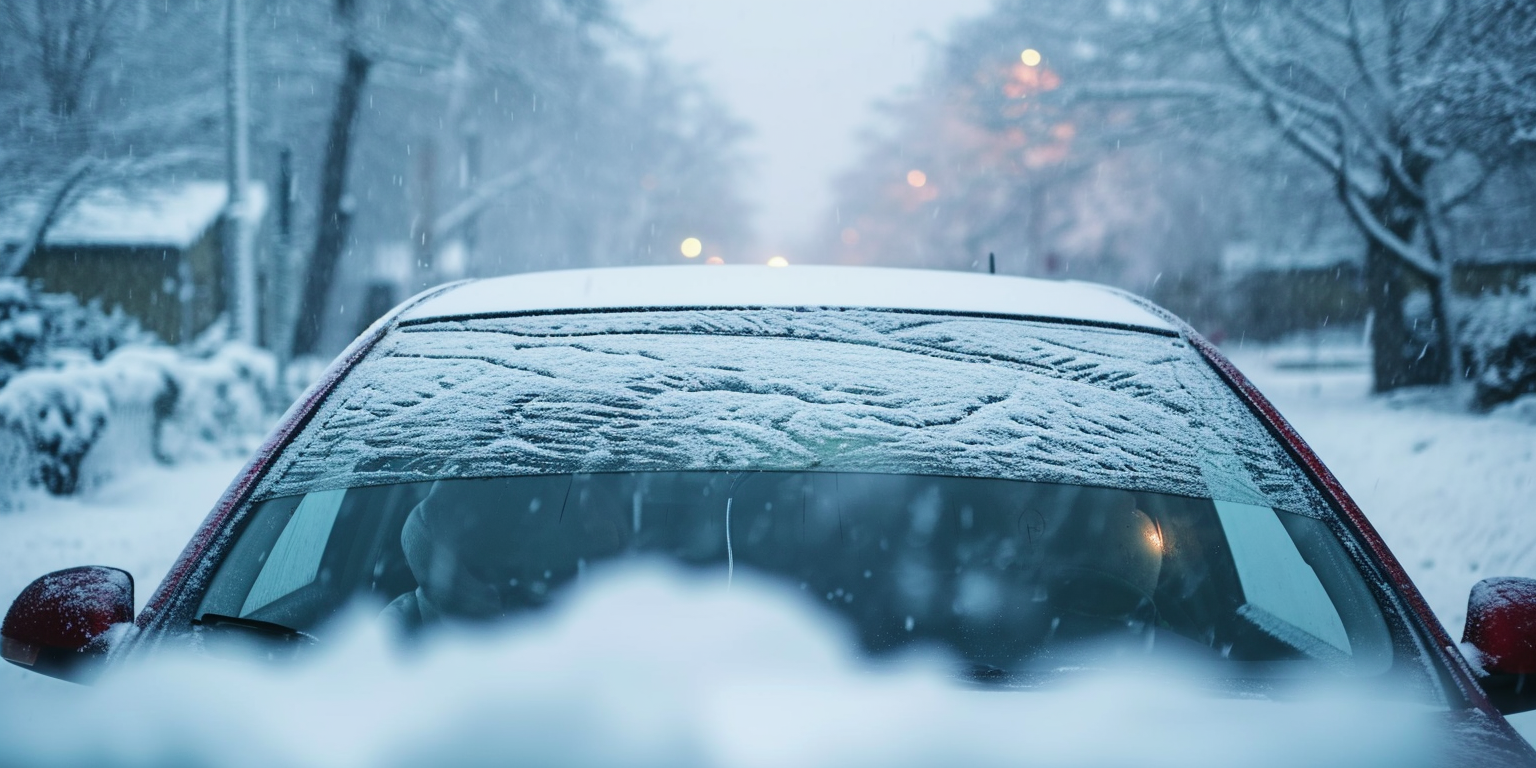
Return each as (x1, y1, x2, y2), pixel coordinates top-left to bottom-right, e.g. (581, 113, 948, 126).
(1346, 158, 1453, 393)
(291, 45, 371, 356)
(1364, 241, 1447, 391)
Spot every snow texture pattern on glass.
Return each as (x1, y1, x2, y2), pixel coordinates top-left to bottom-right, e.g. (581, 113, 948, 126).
(252, 308, 1327, 518)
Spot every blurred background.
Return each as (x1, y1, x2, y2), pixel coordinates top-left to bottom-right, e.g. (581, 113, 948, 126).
(3, 0, 1533, 385)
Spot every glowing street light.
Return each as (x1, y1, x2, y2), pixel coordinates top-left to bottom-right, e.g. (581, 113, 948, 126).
(906, 169, 927, 188)
(680, 237, 703, 258)
(766, 255, 789, 268)
(1021, 48, 1042, 66)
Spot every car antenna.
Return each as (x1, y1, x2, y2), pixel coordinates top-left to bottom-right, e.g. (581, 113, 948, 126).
(988, 252, 996, 275)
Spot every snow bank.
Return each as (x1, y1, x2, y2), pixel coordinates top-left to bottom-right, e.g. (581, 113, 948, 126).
(0, 563, 1441, 768)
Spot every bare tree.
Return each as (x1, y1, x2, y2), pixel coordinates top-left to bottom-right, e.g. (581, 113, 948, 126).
(289, 0, 375, 356)
(1205, 0, 1536, 389)
(0, 1, 224, 277)
(820, 0, 1250, 309)
(289, 0, 647, 354)
(1034, 0, 1536, 390)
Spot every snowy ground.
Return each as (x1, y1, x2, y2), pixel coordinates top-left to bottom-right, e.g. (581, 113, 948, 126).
(0, 346, 1532, 748)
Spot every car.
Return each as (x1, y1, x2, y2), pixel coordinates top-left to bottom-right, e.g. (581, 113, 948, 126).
(5, 265, 1535, 763)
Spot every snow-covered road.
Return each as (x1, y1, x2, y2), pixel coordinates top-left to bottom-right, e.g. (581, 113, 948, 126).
(0, 350, 1531, 743)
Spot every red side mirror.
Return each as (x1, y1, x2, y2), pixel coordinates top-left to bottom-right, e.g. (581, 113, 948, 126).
(1463, 576, 1536, 715)
(2, 566, 134, 682)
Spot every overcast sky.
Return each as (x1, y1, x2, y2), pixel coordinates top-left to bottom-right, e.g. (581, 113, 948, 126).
(619, 0, 993, 262)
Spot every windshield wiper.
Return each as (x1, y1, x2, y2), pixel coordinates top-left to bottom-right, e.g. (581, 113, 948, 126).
(193, 613, 317, 644)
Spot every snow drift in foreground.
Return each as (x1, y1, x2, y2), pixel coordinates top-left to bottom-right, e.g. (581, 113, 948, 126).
(0, 564, 1439, 768)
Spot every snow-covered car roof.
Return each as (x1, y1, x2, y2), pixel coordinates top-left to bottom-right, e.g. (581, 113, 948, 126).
(400, 266, 1177, 333)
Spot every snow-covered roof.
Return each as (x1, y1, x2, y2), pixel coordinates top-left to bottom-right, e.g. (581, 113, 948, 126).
(402, 266, 1176, 332)
(1220, 242, 1359, 274)
(0, 181, 267, 250)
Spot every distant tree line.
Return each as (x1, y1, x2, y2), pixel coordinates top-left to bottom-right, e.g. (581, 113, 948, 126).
(823, 0, 1536, 396)
(0, 0, 752, 356)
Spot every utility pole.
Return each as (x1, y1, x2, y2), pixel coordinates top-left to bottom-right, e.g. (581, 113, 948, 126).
(413, 138, 438, 289)
(271, 147, 296, 360)
(226, 0, 257, 344)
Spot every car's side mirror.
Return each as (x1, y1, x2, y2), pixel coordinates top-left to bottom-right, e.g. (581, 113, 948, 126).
(1463, 576, 1536, 716)
(2, 566, 134, 683)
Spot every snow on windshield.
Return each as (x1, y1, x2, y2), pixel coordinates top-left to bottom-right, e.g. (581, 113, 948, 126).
(0, 563, 1437, 768)
(255, 309, 1325, 516)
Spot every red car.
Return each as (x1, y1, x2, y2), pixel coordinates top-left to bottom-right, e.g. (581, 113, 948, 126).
(5, 266, 1535, 764)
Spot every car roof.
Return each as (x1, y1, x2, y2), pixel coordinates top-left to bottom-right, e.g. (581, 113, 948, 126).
(399, 265, 1177, 333)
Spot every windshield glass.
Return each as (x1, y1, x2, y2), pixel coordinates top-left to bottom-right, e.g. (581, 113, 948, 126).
(200, 471, 1395, 682)
(195, 308, 1424, 687)
(251, 309, 1330, 516)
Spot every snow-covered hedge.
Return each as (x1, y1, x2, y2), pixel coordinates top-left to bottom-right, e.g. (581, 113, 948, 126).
(0, 342, 280, 497)
(0, 279, 152, 388)
(1462, 277, 1536, 410)
(0, 280, 282, 500)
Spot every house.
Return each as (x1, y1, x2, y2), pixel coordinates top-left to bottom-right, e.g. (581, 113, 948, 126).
(1221, 236, 1536, 343)
(0, 181, 267, 344)
(1219, 240, 1368, 342)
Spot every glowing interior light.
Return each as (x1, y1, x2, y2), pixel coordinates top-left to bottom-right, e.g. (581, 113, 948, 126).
(766, 255, 789, 268)
(680, 237, 703, 258)
(906, 169, 927, 188)
(1021, 48, 1042, 66)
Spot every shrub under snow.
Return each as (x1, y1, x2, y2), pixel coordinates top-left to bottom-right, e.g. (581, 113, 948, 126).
(0, 278, 152, 388)
(1462, 277, 1536, 410)
(0, 280, 281, 499)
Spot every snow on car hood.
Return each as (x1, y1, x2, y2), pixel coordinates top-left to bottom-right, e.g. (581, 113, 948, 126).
(255, 309, 1325, 516)
(0, 562, 1444, 768)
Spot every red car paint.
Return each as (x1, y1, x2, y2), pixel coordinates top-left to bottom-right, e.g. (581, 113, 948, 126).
(126, 281, 1523, 747)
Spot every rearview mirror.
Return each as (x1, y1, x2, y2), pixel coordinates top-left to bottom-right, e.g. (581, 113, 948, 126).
(1463, 576, 1536, 715)
(2, 566, 134, 683)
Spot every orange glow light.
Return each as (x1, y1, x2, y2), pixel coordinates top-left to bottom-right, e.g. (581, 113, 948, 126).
(840, 227, 860, 246)
(906, 169, 927, 188)
(705, 256, 725, 265)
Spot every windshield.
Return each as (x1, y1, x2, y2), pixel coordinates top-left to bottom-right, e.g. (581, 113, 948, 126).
(194, 308, 1417, 686)
(251, 309, 1330, 516)
(200, 471, 1395, 681)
